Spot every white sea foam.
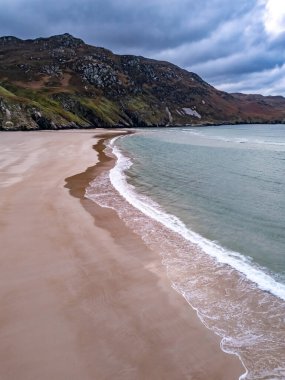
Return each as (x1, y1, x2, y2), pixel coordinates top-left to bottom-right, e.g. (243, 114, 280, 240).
(85, 134, 285, 379)
(108, 136, 285, 302)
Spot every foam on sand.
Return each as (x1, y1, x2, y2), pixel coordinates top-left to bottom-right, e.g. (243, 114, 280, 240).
(85, 134, 285, 380)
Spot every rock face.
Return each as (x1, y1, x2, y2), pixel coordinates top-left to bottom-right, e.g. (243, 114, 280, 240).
(0, 33, 285, 130)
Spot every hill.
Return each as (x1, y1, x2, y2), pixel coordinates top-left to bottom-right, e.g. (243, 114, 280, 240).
(1, 33, 285, 130)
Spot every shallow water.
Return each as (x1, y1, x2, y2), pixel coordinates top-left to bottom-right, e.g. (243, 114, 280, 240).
(86, 124, 285, 379)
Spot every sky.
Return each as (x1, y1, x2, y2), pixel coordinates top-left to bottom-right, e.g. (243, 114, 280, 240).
(0, 0, 285, 96)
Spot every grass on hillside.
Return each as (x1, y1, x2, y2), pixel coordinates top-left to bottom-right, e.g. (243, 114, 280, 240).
(0, 85, 16, 97)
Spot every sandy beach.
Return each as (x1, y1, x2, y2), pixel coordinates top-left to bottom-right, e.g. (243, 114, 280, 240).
(0, 130, 244, 380)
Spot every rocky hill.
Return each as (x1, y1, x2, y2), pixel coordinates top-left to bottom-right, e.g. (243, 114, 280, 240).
(1, 33, 285, 130)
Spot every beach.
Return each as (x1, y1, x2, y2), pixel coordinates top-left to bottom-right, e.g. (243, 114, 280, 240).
(0, 130, 244, 380)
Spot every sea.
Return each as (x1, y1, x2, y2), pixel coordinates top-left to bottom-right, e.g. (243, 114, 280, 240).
(86, 124, 285, 380)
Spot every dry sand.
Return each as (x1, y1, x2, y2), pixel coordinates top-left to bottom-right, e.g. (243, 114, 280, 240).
(0, 130, 244, 380)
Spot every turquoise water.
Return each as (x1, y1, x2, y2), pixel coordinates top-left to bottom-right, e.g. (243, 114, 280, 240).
(119, 125, 285, 285)
(86, 124, 285, 379)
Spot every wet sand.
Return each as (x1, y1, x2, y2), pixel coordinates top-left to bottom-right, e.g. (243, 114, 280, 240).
(0, 130, 244, 380)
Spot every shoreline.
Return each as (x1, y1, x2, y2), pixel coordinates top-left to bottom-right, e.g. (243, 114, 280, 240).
(104, 128, 285, 380)
(66, 130, 245, 379)
(1, 120, 285, 132)
(0, 130, 244, 379)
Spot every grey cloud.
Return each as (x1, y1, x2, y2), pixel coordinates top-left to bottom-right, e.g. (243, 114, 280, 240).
(0, 0, 255, 49)
(217, 63, 285, 95)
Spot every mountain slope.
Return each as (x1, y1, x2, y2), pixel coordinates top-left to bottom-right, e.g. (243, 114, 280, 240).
(1, 33, 285, 130)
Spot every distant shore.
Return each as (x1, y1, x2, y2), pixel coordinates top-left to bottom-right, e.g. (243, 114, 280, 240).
(1, 119, 285, 132)
(0, 130, 244, 379)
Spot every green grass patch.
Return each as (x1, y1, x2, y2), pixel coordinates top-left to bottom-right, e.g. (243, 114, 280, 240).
(127, 96, 149, 111)
(1, 81, 123, 125)
(0, 85, 16, 98)
(127, 96, 163, 124)
(1, 83, 85, 124)
(30, 97, 85, 124)
(80, 97, 121, 124)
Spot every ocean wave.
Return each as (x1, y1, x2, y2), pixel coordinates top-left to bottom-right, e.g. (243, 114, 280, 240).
(85, 134, 285, 379)
(108, 136, 285, 302)
(182, 129, 285, 146)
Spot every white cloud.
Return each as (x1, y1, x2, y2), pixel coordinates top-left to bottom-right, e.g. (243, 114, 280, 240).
(263, 0, 285, 37)
(216, 63, 285, 95)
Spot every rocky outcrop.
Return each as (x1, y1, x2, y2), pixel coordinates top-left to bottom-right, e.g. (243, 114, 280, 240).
(0, 96, 85, 130)
(74, 58, 119, 88)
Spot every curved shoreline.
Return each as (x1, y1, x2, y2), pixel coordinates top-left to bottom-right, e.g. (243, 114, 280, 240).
(66, 130, 245, 379)
(0, 130, 244, 380)
(102, 130, 285, 379)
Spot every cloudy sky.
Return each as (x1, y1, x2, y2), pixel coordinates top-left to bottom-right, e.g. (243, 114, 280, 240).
(0, 0, 285, 95)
